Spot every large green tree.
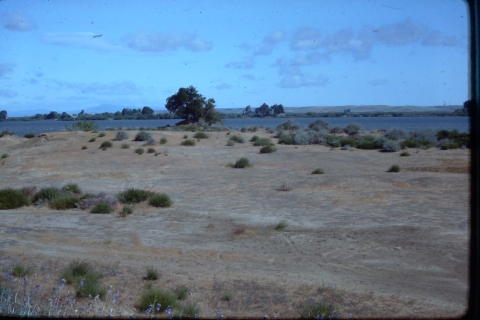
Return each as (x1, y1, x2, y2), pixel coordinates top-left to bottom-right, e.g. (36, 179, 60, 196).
(142, 106, 154, 115)
(270, 104, 285, 115)
(255, 103, 270, 117)
(0, 110, 7, 120)
(165, 86, 220, 125)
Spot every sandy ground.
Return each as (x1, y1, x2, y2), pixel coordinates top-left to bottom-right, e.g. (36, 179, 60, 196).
(0, 129, 470, 318)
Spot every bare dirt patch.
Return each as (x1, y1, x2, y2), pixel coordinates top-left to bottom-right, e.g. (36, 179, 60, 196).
(0, 130, 469, 318)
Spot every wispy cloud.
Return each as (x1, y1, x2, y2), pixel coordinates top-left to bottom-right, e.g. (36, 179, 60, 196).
(0, 89, 18, 98)
(3, 13, 36, 31)
(254, 29, 286, 55)
(290, 27, 322, 51)
(55, 81, 140, 95)
(125, 31, 212, 52)
(0, 63, 16, 78)
(43, 33, 124, 51)
(242, 74, 255, 81)
(225, 56, 255, 69)
(369, 79, 390, 86)
(215, 83, 232, 90)
(277, 64, 328, 88)
(422, 31, 459, 46)
(374, 19, 428, 46)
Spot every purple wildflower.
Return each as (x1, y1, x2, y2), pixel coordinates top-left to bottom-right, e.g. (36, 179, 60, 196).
(80, 279, 84, 287)
(145, 305, 152, 315)
(155, 303, 161, 311)
(112, 292, 119, 304)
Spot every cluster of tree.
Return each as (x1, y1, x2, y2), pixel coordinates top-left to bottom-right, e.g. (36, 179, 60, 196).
(452, 100, 470, 116)
(242, 103, 285, 117)
(0, 110, 7, 120)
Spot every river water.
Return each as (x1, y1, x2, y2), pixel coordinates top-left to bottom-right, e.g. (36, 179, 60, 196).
(0, 116, 470, 137)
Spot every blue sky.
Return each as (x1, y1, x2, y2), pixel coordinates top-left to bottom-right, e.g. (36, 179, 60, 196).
(0, 0, 469, 115)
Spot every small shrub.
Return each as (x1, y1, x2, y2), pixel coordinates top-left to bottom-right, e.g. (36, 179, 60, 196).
(138, 288, 177, 313)
(147, 148, 156, 153)
(356, 136, 380, 150)
(115, 130, 130, 141)
(250, 135, 260, 142)
(145, 266, 160, 280)
(401, 138, 420, 148)
(277, 120, 299, 131)
(277, 182, 292, 191)
(121, 143, 130, 149)
(182, 301, 200, 318)
(221, 292, 233, 301)
(135, 148, 144, 154)
(339, 137, 356, 147)
(385, 129, 408, 140)
(312, 168, 324, 174)
(233, 157, 251, 168)
(253, 137, 274, 146)
(33, 187, 61, 203)
(275, 220, 288, 230)
(382, 139, 401, 152)
(79, 193, 119, 210)
(388, 164, 400, 172)
(278, 134, 294, 145)
(11, 263, 33, 277)
(99, 141, 112, 149)
(265, 127, 274, 134)
(260, 145, 277, 153)
(174, 286, 189, 300)
(120, 206, 133, 217)
(324, 135, 340, 148)
(308, 119, 329, 131)
(88, 137, 96, 142)
(65, 120, 99, 132)
(181, 139, 196, 146)
(400, 151, 410, 157)
(24, 133, 35, 139)
(50, 195, 79, 210)
(98, 132, 106, 137)
(0, 188, 30, 209)
(229, 135, 245, 143)
(61, 259, 92, 285)
(144, 138, 157, 146)
(330, 126, 343, 134)
(344, 122, 362, 135)
(298, 302, 337, 319)
(81, 145, 87, 150)
(90, 203, 113, 214)
(1, 153, 8, 159)
(118, 188, 155, 204)
(183, 134, 188, 139)
(0, 130, 13, 137)
(149, 194, 173, 208)
(193, 132, 209, 139)
(159, 137, 168, 144)
(76, 271, 106, 299)
(226, 141, 235, 146)
(20, 186, 37, 200)
(135, 130, 152, 141)
(413, 128, 437, 145)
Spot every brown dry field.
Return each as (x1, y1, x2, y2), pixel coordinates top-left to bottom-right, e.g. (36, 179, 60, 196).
(0, 129, 470, 318)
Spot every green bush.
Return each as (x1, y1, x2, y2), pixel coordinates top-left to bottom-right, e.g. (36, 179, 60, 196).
(81, 146, 87, 150)
(339, 137, 356, 147)
(250, 135, 260, 142)
(234, 157, 251, 168)
(382, 139, 401, 152)
(193, 132, 209, 139)
(278, 134, 294, 145)
(344, 122, 362, 135)
(182, 301, 200, 318)
(121, 143, 130, 149)
(0, 130, 13, 137)
(119, 206, 133, 217)
(355, 136, 380, 150)
(33, 187, 61, 203)
(145, 266, 160, 280)
(50, 195, 80, 210)
(324, 135, 340, 148)
(221, 292, 233, 301)
(90, 203, 113, 214)
(24, 133, 35, 139)
(138, 288, 177, 313)
(183, 134, 188, 139)
(89, 137, 96, 143)
(253, 137, 274, 146)
(181, 139, 196, 146)
(1, 153, 8, 159)
(11, 263, 33, 277)
(308, 119, 329, 131)
(312, 168, 324, 174)
(147, 148, 156, 153)
(0, 188, 30, 209)
(229, 135, 245, 143)
(100, 141, 112, 149)
(149, 194, 173, 208)
(275, 220, 288, 230)
(98, 132, 106, 137)
(440, 141, 460, 150)
(159, 137, 168, 144)
(63, 183, 81, 194)
(277, 120, 300, 130)
(76, 271, 106, 299)
(388, 164, 400, 172)
(135, 148, 144, 154)
(135, 130, 152, 141)
(226, 141, 235, 146)
(260, 145, 277, 153)
(400, 151, 410, 157)
(66, 121, 99, 132)
(61, 260, 92, 285)
(118, 188, 155, 204)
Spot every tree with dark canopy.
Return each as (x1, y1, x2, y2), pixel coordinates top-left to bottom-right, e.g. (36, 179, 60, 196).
(255, 103, 271, 117)
(0, 110, 7, 120)
(165, 86, 220, 125)
(270, 104, 285, 115)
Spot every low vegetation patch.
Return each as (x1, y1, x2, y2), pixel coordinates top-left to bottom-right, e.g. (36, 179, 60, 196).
(275, 220, 288, 231)
(277, 182, 292, 191)
(135, 148, 144, 154)
(24, 133, 35, 139)
(65, 120, 99, 132)
(119, 205, 133, 217)
(193, 132, 209, 139)
(277, 120, 300, 131)
(50, 195, 80, 210)
(233, 157, 251, 168)
(278, 134, 294, 145)
(145, 266, 160, 280)
(388, 164, 401, 172)
(174, 286, 189, 300)
(147, 148, 156, 154)
(144, 138, 157, 146)
(81, 145, 87, 150)
(11, 263, 33, 277)
(60, 259, 106, 300)
(260, 145, 277, 153)
(159, 137, 168, 144)
(115, 130, 129, 141)
(312, 168, 324, 174)
(181, 139, 196, 146)
(121, 143, 129, 149)
(89, 137, 96, 142)
(298, 301, 337, 319)
(229, 135, 245, 143)
(90, 203, 113, 214)
(149, 194, 173, 208)
(400, 151, 410, 157)
(221, 292, 233, 301)
(253, 137, 274, 147)
(118, 188, 155, 204)
(135, 130, 152, 141)
(226, 141, 235, 146)
(0, 188, 30, 209)
(97, 132, 106, 137)
(1, 153, 8, 159)
(0, 130, 13, 137)
(137, 288, 177, 313)
(99, 141, 112, 149)
(33, 187, 61, 204)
